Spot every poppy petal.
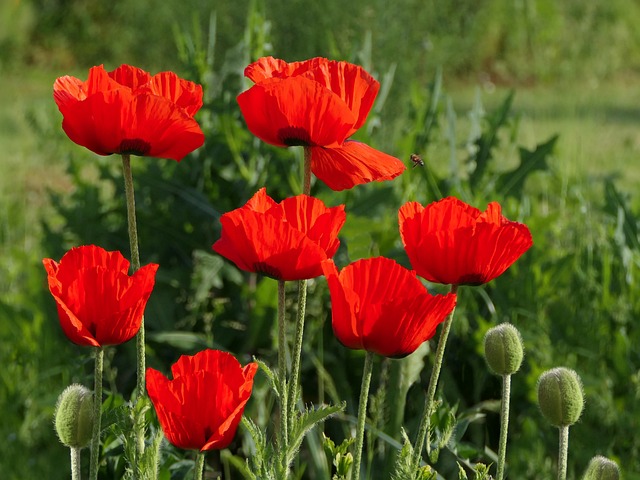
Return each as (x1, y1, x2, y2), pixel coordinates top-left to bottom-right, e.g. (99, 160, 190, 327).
(302, 60, 379, 134)
(237, 76, 355, 148)
(143, 71, 204, 117)
(323, 257, 457, 357)
(146, 350, 257, 452)
(321, 260, 362, 351)
(214, 189, 345, 281)
(43, 245, 158, 347)
(59, 90, 204, 161)
(108, 64, 152, 90)
(399, 197, 533, 285)
(310, 141, 405, 191)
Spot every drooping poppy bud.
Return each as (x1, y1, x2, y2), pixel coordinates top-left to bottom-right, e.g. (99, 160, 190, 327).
(54, 384, 94, 449)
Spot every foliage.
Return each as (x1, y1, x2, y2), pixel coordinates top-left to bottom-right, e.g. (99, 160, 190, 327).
(3, 2, 640, 479)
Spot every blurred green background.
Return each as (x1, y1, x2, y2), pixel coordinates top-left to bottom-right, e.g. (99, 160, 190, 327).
(2, 0, 640, 478)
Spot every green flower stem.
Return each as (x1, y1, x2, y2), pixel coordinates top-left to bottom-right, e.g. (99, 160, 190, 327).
(89, 347, 104, 480)
(277, 280, 289, 478)
(194, 451, 206, 480)
(410, 284, 459, 475)
(352, 351, 375, 480)
(287, 279, 307, 434)
(496, 374, 512, 480)
(558, 426, 569, 480)
(122, 154, 147, 461)
(71, 447, 81, 480)
(121, 154, 144, 392)
(302, 147, 312, 196)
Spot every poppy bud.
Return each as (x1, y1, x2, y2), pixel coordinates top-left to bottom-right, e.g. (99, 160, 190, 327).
(537, 367, 584, 427)
(582, 456, 620, 480)
(484, 323, 524, 376)
(54, 384, 94, 449)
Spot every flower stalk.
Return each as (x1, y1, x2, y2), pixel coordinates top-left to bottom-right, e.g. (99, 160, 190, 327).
(194, 451, 206, 480)
(277, 280, 289, 478)
(71, 448, 82, 480)
(558, 425, 569, 480)
(89, 348, 104, 480)
(352, 351, 375, 480)
(410, 284, 458, 475)
(496, 374, 512, 480)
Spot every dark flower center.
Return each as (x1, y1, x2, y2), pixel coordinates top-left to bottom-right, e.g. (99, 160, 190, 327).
(253, 262, 283, 280)
(457, 273, 485, 286)
(278, 127, 313, 147)
(117, 138, 151, 156)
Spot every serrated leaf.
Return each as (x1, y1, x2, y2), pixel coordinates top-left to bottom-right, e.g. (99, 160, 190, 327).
(496, 134, 557, 197)
(287, 403, 345, 465)
(255, 358, 279, 396)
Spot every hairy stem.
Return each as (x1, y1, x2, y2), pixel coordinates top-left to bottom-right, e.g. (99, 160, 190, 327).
(287, 279, 307, 434)
(122, 154, 147, 460)
(194, 451, 206, 480)
(71, 447, 82, 480)
(410, 284, 458, 475)
(352, 351, 375, 480)
(496, 374, 512, 480)
(277, 280, 289, 479)
(558, 426, 569, 480)
(89, 348, 103, 480)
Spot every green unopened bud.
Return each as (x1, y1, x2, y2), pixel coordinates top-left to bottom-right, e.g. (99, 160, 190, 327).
(537, 367, 584, 427)
(582, 455, 620, 480)
(54, 384, 94, 449)
(484, 323, 524, 376)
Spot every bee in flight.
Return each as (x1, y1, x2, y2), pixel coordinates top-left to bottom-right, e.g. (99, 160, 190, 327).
(410, 153, 425, 168)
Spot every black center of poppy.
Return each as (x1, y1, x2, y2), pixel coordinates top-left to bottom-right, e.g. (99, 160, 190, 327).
(117, 138, 151, 156)
(457, 273, 485, 286)
(253, 262, 283, 280)
(278, 127, 313, 147)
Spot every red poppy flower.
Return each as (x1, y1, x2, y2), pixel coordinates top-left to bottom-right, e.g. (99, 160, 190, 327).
(42, 245, 159, 347)
(213, 187, 346, 281)
(321, 257, 457, 358)
(398, 197, 533, 286)
(146, 349, 258, 451)
(53, 64, 204, 161)
(237, 56, 406, 191)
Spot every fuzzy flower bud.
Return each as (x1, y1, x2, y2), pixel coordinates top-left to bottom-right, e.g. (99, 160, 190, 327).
(582, 455, 620, 480)
(54, 384, 94, 449)
(484, 323, 524, 376)
(537, 367, 584, 427)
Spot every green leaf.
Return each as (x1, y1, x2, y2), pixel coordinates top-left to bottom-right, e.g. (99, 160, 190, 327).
(469, 91, 514, 190)
(287, 403, 345, 466)
(496, 134, 557, 197)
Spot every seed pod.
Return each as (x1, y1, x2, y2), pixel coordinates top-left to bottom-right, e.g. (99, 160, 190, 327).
(54, 384, 94, 449)
(484, 323, 524, 376)
(582, 455, 620, 480)
(537, 367, 584, 427)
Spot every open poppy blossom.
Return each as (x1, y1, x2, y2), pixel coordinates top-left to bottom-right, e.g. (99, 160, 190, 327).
(321, 257, 457, 358)
(53, 64, 204, 161)
(399, 197, 533, 286)
(237, 56, 405, 191)
(43, 245, 159, 347)
(146, 349, 258, 451)
(213, 187, 346, 281)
